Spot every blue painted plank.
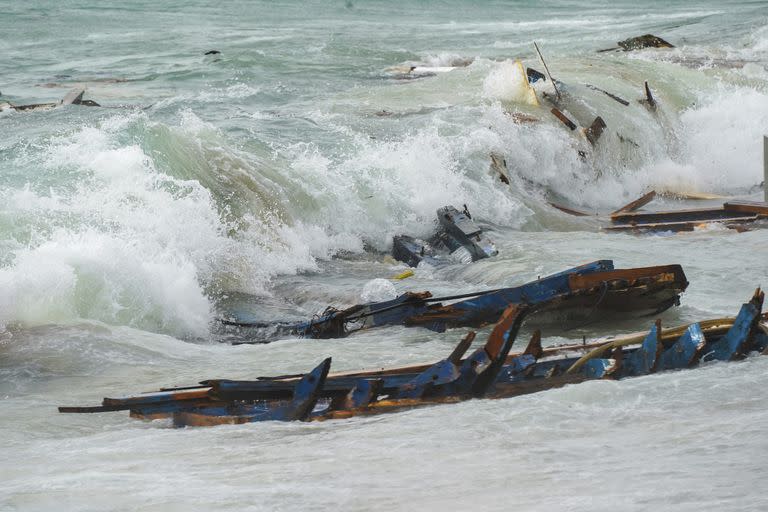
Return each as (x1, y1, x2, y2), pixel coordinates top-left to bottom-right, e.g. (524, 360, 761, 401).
(173, 358, 332, 426)
(581, 358, 617, 379)
(704, 296, 762, 361)
(621, 321, 662, 377)
(657, 323, 706, 371)
(395, 359, 461, 399)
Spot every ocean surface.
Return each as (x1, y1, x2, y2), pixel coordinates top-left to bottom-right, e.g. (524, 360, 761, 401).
(2, 1, 768, 510)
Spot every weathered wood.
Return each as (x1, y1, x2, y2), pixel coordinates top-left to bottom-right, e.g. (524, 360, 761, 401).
(620, 320, 663, 377)
(704, 290, 764, 361)
(490, 152, 510, 184)
(611, 191, 657, 216)
(567, 265, 685, 291)
(584, 116, 606, 146)
(611, 206, 751, 224)
(723, 201, 768, 216)
(606, 215, 760, 232)
(548, 201, 590, 216)
(641, 81, 656, 110)
(585, 84, 630, 106)
(657, 323, 706, 371)
(550, 108, 576, 130)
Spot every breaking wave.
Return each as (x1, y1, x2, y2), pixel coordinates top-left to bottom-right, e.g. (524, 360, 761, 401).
(1, 21, 767, 337)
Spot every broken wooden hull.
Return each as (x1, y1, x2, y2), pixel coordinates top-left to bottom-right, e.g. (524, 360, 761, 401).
(60, 290, 767, 426)
(608, 200, 768, 233)
(220, 260, 688, 342)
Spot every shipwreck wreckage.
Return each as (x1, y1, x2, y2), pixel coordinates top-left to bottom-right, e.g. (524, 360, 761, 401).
(392, 205, 498, 267)
(219, 260, 688, 342)
(59, 289, 768, 426)
(49, 34, 768, 430)
(0, 87, 100, 112)
(549, 190, 768, 233)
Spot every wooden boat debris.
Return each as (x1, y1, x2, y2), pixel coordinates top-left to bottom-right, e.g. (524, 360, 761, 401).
(59, 290, 768, 426)
(607, 197, 768, 233)
(217, 260, 686, 342)
(548, 190, 768, 233)
(0, 87, 100, 112)
(392, 205, 497, 267)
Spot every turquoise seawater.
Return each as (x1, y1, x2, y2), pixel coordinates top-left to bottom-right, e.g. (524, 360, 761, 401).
(1, 2, 768, 510)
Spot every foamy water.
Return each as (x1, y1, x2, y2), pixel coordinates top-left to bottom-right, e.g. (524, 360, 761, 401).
(1, 1, 768, 510)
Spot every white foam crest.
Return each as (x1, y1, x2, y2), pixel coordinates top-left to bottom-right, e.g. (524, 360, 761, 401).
(0, 114, 228, 336)
(419, 53, 473, 68)
(482, 59, 536, 105)
(284, 126, 529, 249)
(152, 84, 261, 109)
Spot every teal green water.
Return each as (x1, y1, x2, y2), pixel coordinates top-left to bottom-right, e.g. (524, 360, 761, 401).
(2, 2, 768, 510)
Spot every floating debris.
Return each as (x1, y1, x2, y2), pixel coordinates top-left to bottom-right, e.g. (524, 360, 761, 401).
(217, 260, 688, 342)
(392, 205, 497, 267)
(551, 190, 768, 233)
(640, 80, 657, 111)
(0, 87, 100, 112)
(59, 291, 767, 425)
(585, 84, 630, 106)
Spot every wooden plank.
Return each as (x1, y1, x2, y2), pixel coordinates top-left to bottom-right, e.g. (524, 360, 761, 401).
(548, 201, 590, 216)
(550, 108, 576, 130)
(704, 290, 764, 361)
(567, 265, 685, 291)
(585, 84, 630, 106)
(611, 206, 727, 221)
(640, 81, 656, 111)
(619, 320, 663, 377)
(490, 152, 510, 184)
(723, 201, 768, 216)
(583, 116, 606, 146)
(606, 215, 759, 232)
(657, 323, 706, 371)
(610, 190, 657, 216)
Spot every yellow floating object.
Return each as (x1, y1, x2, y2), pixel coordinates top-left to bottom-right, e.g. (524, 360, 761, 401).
(515, 59, 539, 107)
(391, 269, 414, 280)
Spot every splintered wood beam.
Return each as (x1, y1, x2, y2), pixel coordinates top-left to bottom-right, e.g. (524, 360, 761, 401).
(584, 116, 606, 146)
(611, 190, 657, 216)
(548, 201, 590, 216)
(641, 81, 656, 110)
(585, 84, 630, 106)
(723, 200, 768, 216)
(489, 152, 510, 184)
(550, 108, 576, 130)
